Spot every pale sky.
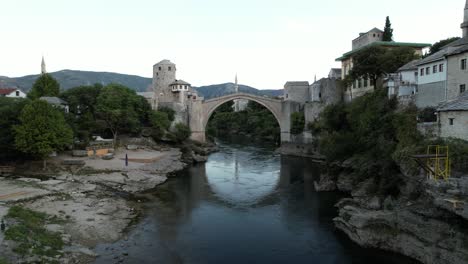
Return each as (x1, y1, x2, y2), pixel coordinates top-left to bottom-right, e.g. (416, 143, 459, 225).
(0, 0, 465, 89)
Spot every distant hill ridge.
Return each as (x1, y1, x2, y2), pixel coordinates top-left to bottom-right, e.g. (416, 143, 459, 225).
(0, 70, 283, 99)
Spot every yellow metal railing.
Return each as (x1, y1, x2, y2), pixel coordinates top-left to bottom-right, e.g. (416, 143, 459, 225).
(426, 145, 451, 180)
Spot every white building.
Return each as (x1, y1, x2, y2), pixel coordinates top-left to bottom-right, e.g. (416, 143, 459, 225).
(0, 88, 27, 98)
(387, 60, 419, 98)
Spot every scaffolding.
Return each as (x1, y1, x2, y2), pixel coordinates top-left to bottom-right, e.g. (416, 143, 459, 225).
(412, 145, 451, 181)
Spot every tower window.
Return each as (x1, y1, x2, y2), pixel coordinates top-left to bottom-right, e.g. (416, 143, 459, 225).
(168, 66, 172, 71)
(460, 84, 466, 94)
(449, 118, 454, 126)
(158, 67, 161, 71)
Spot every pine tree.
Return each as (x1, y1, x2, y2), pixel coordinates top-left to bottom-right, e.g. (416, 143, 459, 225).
(382, 16, 394, 41)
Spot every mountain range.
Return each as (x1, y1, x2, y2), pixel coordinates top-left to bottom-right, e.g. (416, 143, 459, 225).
(0, 70, 283, 99)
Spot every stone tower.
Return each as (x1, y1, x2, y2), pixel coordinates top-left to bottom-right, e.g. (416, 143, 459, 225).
(41, 56, 46, 74)
(153, 60, 177, 105)
(462, 0, 468, 38)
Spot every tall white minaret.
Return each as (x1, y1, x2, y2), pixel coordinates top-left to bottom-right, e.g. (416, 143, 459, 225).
(462, 0, 468, 38)
(234, 74, 240, 112)
(41, 56, 46, 74)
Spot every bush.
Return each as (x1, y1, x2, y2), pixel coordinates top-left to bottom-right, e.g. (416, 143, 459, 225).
(171, 123, 191, 142)
(417, 107, 437, 122)
(149, 111, 171, 140)
(290, 112, 305, 135)
(158, 107, 176, 122)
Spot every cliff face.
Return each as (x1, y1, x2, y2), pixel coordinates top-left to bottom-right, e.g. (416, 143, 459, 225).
(316, 164, 468, 264)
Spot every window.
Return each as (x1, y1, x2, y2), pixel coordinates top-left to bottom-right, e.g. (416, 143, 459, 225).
(358, 79, 362, 88)
(461, 84, 466, 94)
(373, 34, 376, 37)
(433, 65, 438, 73)
(15, 91, 19, 96)
(168, 66, 172, 71)
(439, 64, 444, 72)
(319, 92, 322, 99)
(461, 59, 467, 70)
(158, 67, 161, 71)
(449, 118, 454, 126)
(426, 67, 430, 75)
(420, 68, 424, 76)
(364, 79, 368, 87)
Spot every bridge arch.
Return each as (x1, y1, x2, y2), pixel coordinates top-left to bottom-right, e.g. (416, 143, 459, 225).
(189, 92, 290, 143)
(202, 93, 283, 130)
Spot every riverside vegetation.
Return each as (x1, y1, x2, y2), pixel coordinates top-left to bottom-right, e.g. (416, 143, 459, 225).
(0, 74, 196, 263)
(308, 85, 468, 264)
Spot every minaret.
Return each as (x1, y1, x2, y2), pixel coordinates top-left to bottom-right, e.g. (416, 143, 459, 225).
(234, 74, 240, 112)
(41, 56, 46, 74)
(462, 0, 468, 38)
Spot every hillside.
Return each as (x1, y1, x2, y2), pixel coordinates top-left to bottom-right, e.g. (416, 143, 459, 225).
(0, 70, 283, 98)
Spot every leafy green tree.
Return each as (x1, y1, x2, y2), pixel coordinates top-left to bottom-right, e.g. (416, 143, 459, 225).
(349, 46, 419, 87)
(382, 16, 393, 41)
(0, 97, 29, 160)
(14, 100, 73, 168)
(428, 37, 460, 55)
(290, 112, 305, 135)
(60, 84, 103, 140)
(28, 74, 60, 99)
(96, 84, 147, 145)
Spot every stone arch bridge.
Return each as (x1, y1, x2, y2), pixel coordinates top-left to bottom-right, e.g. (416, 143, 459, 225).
(189, 92, 298, 143)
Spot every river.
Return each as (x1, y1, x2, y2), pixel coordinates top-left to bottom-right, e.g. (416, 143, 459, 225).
(95, 139, 418, 264)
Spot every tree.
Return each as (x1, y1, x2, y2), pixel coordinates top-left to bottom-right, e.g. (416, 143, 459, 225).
(96, 84, 148, 145)
(349, 46, 419, 87)
(14, 100, 73, 168)
(149, 111, 171, 140)
(382, 16, 393, 41)
(428, 37, 460, 55)
(60, 84, 103, 140)
(28, 74, 60, 99)
(0, 97, 29, 160)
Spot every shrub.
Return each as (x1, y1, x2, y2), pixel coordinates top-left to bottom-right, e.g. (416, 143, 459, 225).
(172, 123, 191, 142)
(290, 112, 305, 135)
(158, 107, 176, 122)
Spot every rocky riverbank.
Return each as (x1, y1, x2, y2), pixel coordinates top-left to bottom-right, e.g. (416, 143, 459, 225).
(0, 142, 215, 264)
(314, 163, 468, 264)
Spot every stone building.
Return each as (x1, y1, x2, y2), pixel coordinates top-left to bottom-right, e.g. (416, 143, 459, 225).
(336, 28, 429, 102)
(152, 60, 202, 125)
(283, 81, 310, 104)
(436, 92, 468, 141)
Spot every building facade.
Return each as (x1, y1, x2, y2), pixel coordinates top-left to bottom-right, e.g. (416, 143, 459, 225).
(152, 60, 202, 126)
(0, 88, 26, 98)
(336, 28, 429, 102)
